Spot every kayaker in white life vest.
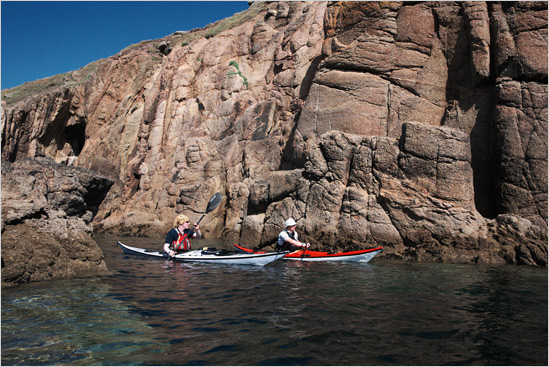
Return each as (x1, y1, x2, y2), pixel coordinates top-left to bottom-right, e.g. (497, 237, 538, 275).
(277, 218, 310, 252)
(164, 214, 202, 256)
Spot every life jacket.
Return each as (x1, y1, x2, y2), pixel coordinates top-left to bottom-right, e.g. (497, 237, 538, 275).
(286, 230, 297, 241)
(172, 228, 191, 252)
(277, 230, 298, 251)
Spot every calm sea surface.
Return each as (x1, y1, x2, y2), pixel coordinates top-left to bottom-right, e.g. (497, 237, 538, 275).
(2, 235, 547, 365)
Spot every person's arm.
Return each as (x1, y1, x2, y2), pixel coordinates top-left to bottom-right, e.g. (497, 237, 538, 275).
(192, 223, 202, 239)
(164, 243, 176, 256)
(164, 230, 176, 256)
(285, 237, 310, 248)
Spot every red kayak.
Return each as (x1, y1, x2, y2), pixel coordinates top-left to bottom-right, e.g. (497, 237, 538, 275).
(233, 244, 382, 262)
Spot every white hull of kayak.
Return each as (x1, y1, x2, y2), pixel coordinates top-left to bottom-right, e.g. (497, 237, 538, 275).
(117, 242, 286, 266)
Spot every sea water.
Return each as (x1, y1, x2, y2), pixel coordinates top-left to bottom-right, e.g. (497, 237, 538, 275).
(2, 235, 547, 365)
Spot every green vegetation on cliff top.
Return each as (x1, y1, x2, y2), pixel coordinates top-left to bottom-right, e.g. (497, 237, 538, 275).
(1, 60, 103, 105)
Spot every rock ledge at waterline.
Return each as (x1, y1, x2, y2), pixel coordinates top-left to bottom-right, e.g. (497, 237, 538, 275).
(1, 157, 113, 287)
(1, 2, 547, 267)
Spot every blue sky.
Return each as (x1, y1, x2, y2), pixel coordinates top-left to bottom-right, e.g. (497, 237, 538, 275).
(1, 1, 249, 90)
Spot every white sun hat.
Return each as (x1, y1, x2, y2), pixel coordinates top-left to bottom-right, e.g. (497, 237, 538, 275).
(285, 218, 297, 228)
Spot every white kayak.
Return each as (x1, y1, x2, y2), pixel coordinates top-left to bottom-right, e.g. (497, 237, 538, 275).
(117, 242, 287, 266)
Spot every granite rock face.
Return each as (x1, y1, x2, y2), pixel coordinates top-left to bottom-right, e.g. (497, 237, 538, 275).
(1, 2, 547, 266)
(1, 157, 113, 287)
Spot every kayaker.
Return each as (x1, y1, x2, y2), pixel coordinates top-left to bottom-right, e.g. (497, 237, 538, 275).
(277, 218, 310, 252)
(164, 214, 202, 256)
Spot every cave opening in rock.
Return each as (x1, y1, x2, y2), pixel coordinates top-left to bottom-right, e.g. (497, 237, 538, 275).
(63, 123, 86, 157)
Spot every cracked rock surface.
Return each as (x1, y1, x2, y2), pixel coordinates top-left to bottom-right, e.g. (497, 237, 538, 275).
(2, 2, 547, 266)
(1, 158, 113, 287)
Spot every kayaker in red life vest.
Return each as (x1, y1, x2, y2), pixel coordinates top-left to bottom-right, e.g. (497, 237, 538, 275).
(164, 214, 202, 256)
(277, 218, 310, 252)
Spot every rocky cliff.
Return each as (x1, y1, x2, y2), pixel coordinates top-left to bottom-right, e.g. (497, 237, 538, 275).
(1, 157, 113, 287)
(2, 1, 547, 265)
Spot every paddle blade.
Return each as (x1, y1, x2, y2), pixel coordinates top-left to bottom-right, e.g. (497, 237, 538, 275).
(205, 192, 222, 214)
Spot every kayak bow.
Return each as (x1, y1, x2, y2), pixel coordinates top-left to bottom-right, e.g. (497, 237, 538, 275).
(118, 242, 286, 266)
(233, 244, 382, 262)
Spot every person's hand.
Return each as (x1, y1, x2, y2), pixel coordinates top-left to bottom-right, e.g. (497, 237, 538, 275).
(193, 223, 200, 231)
(168, 250, 176, 256)
(305, 243, 311, 249)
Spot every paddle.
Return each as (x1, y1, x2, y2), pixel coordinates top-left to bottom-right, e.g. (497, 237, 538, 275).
(197, 192, 222, 226)
(301, 243, 310, 261)
(186, 192, 222, 238)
